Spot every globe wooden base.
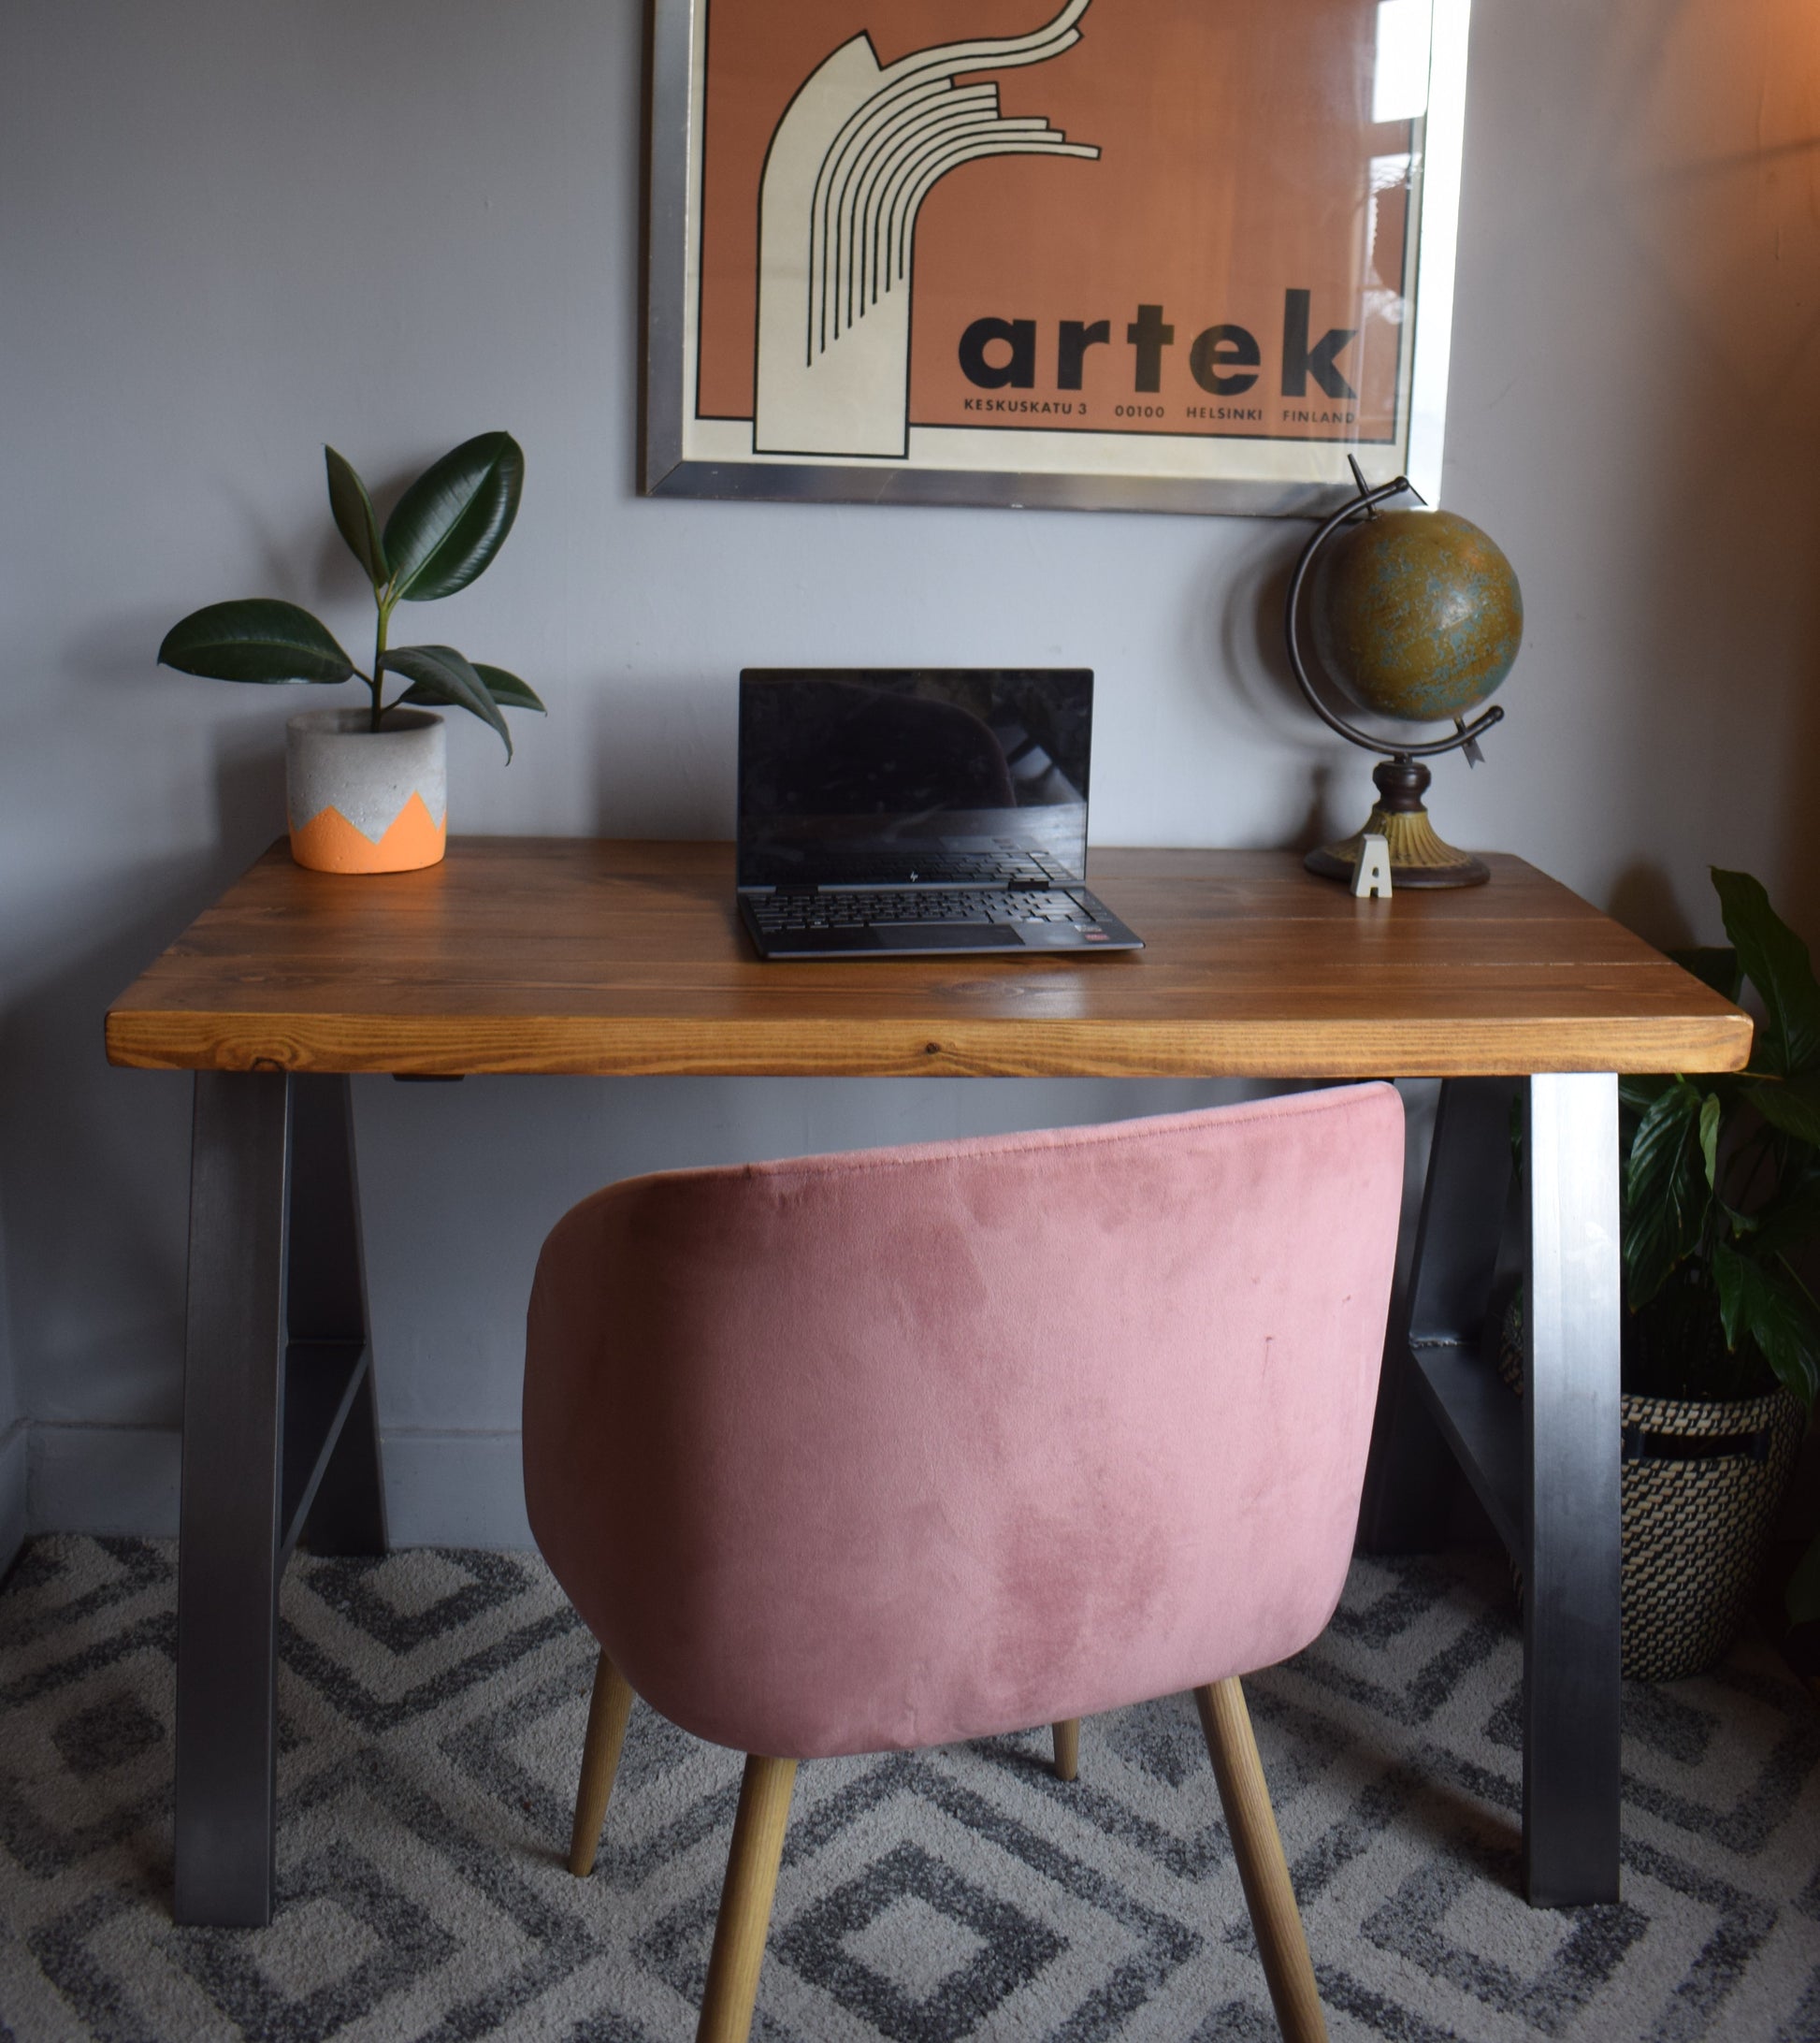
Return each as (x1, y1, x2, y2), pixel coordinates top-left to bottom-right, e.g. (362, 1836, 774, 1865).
(1305, 759, 1490, 890)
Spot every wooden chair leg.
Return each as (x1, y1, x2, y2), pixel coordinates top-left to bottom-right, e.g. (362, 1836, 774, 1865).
(569, 1649, 636, 1876)
(1052, 1717, 1080, 1781)
(697, 1754, 797, 2043)
(1195, 1678, 1327, 2043)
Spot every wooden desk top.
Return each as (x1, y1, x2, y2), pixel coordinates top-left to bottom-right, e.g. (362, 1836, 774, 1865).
(104, 839, 1752, 1079)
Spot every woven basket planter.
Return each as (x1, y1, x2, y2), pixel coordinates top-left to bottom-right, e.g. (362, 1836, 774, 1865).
(1498, 1301, 1802, 1681)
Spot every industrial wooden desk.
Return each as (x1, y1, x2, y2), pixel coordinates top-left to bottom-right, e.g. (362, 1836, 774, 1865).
(106, 838, 1751, 1928)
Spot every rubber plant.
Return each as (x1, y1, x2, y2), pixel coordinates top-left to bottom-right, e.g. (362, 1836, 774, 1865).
(1621, 869, 1820, 1621)
(158, 432, 542, 757)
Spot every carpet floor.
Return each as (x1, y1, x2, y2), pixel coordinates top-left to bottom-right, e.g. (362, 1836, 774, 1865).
(1, 1538, 1817, 2042)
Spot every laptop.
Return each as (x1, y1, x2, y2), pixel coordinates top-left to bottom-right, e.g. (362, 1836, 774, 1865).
(736, 669, 1144, 959)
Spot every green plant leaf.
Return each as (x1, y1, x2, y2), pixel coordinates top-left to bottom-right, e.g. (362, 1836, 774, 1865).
(1620, 1074, 1675, 1121)
(1713, 1240, 1820, 1405)
(386, 644, 513, 760)
(472, 663, 544, 712)
(1752, 1176, 1820, 1260)
(1787, 1532, 1820, 1627)
(1698, 1092, 1722, 1190)
(1745, 1073, 1820, 1149)
(1624, 1079, 1707, 1308)
(1745, 1258, 1820, 1406)
(1668, 945, 1741, 1002)
(1713, 868, 1820, 1078)
(1713, 1238, 1746, 1348)
(325, 445, 388, 589)
(158, 599, 354, 684)
(382, 431, 524, 603)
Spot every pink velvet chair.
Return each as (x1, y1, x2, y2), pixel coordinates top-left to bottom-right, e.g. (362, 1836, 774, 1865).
(523, 1084, 1404, 2043)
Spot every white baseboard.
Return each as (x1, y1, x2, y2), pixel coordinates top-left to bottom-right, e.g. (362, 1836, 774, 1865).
(382, 1430, 532, 1549)
(0, 1424, 25, 1580)
(22, 1424, 533, 1551)
(30, 1424, 181, 1537)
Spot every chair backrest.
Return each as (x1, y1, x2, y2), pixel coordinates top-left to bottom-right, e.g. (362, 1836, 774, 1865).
(523, 1084, 1403, 1760)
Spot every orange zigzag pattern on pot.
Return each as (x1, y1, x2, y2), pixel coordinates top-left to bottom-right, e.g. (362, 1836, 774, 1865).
(288, 791, 447, 874)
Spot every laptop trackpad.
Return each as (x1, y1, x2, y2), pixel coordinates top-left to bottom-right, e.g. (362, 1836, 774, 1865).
(874, 923, 1018, 949)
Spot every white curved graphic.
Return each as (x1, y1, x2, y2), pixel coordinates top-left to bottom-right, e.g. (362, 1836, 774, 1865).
(754, 1, 1100, 458)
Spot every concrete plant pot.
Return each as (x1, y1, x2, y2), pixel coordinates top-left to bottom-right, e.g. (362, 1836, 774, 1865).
(285, 707, 447, 873)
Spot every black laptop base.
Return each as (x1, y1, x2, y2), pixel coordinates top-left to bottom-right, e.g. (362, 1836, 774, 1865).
(741, 888, 1144, 960)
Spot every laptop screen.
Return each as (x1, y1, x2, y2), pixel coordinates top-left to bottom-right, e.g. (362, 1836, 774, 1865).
(737, 669, 1093, 888)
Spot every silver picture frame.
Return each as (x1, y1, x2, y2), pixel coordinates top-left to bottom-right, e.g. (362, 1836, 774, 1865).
(643, 0, 1472, 518)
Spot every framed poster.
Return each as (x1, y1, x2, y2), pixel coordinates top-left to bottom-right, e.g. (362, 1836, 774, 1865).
(643, 0, 1470, 516)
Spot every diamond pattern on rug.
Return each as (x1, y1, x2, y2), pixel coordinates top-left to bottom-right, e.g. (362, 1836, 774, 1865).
(776, 1841, 1062, 2040)
(1, 1540, 1817, 2041)
(840, 1891, 990, 1999)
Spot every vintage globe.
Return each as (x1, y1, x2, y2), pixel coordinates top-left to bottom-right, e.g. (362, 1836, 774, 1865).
(1307, 507, 1523, 725)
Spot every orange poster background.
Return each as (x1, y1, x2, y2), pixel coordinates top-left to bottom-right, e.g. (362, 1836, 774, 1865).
(694, 0, 1413, 443)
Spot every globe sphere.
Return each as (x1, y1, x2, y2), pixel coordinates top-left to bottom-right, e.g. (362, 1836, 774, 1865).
(1307, 507, 1523, 725)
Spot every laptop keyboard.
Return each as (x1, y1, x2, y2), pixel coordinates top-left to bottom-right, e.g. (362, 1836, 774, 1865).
(751, 889, 1094, 933)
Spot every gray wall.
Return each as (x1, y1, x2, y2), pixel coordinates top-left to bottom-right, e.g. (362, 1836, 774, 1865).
(0, 1228, 18, 1573)
(3, 0, 1817, 1556)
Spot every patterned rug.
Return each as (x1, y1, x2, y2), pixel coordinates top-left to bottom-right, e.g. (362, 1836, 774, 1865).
(2, 1539, 1818, 2042)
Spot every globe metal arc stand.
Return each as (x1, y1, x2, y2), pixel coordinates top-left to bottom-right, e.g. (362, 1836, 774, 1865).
(1287, 472, 1506, 890)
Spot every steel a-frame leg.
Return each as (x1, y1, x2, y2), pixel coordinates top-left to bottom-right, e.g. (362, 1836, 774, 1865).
(1361, 1073, 1622, 1906)
(172, 1071, 386, 1927)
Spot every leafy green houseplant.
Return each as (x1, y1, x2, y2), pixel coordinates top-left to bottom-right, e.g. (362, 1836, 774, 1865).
(1622, 869, 1820, 1629)
(159, 433, 542, 873)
